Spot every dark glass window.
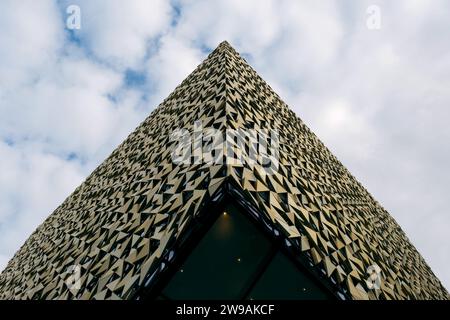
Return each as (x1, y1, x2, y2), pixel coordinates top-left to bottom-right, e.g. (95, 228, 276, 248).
(246, 252, 330, 300)
(161, 206, 272, 300)
(160, 204, 333, 300)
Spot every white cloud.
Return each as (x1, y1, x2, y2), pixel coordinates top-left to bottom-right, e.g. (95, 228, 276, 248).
(60, 0, 173, 69)
(145, 35, 205, 105)
(0, 0, 63, 88)
(175, 0, 281, 54)
(0, 50, 148, 159)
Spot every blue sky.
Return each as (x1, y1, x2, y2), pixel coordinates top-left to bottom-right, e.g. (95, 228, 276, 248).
(0, 0, 449, 291)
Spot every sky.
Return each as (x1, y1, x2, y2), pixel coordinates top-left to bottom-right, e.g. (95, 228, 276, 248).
(0, 0, 449, 291)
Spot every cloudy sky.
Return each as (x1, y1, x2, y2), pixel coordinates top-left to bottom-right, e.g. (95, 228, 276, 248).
(0, 0, 449, 291)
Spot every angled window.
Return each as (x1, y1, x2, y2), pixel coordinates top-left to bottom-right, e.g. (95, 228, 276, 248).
(246, 251, 331, 300)
(158, 203, 334, 300)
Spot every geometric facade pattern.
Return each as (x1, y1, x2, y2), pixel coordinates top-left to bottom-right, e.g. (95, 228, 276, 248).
(0, 41, 448, 300)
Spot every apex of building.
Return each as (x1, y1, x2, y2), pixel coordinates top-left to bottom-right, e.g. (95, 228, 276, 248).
(218, 40, 232, 48)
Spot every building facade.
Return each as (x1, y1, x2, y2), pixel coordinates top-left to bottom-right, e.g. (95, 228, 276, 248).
(0, 42, 447, 300)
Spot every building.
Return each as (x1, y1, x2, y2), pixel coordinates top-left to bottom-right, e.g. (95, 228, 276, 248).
(0, 41, 447, 300)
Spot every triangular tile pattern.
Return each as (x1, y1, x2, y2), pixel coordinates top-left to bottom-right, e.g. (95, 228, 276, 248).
(0, 42, 447, 300)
